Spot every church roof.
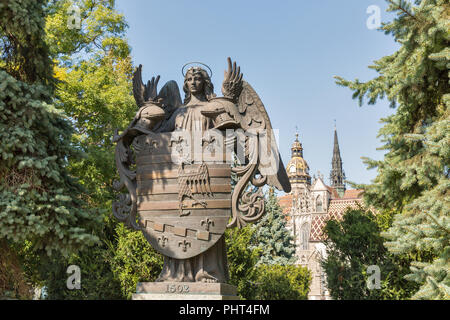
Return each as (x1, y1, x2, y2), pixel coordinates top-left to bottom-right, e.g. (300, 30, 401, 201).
(342, 189, 364, 199)
(286, 156, 309, 173)
(278, 194, 293, 215)
(311, 177, 328, 191)
(326, 185, 340, 199)
(309, 196, 364, 241)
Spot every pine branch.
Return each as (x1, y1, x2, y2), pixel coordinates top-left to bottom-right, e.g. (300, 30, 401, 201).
(422, 210, 450, 236)
(386, 0, 420, 22)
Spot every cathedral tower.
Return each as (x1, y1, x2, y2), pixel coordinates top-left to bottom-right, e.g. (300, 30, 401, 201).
(329, 127, 346, 197)
(286, 133, 311, 193)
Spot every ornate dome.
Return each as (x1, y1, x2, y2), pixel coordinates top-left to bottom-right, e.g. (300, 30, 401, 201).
(286, 133, 311, 185)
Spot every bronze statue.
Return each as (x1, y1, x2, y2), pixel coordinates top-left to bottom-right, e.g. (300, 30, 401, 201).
(113, 57, 291, 284)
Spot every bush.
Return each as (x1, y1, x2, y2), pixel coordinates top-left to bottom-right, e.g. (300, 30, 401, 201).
(107, 224, 163, 299)
(322, 209, 418, 300)
(252, 264, 311, 300)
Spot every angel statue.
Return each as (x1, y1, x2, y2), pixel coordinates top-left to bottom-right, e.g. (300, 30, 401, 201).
(112, 57, 291, 285)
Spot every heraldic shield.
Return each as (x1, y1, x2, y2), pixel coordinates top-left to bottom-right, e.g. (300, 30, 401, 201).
(133, 131, 232, 260)
(113, 58, 292, 285)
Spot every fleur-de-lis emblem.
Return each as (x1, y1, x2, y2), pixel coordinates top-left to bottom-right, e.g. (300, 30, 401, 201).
(170, 134, 191, 164)
(178, 240, 191, 252)
(158, 235, 168, 247)
(200, 218, 214, 231)
(170, 135, 185, 152)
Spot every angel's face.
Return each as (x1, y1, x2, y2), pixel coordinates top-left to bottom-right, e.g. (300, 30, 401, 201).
(185, 71, 205, 95)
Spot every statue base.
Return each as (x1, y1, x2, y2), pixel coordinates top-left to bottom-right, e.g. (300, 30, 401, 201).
(131, 282, 240, 300)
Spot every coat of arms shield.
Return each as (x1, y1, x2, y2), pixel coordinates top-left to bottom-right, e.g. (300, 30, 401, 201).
(112, 58, 291, 285)
(133, 131, 232, 259)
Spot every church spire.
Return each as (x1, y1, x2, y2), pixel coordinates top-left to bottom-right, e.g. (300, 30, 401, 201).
(330, 126, 346, 197)
(291, 132, 303, 158)
(286, 132, 311, 189)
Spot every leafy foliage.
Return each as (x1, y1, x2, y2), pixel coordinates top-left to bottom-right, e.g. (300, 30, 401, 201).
(107, 225, 163, 300)
(335, 0, 449, 299)
(322, 209, 418, 300)
(226, 224, 311, 300)
(0, 239, 34, 299)
(252, 264, 311, 300)
(225, 225, 260, 299)
(41, 251, 123, 300)
(37, 0, 152, 299)
(45, 0, 130, 64)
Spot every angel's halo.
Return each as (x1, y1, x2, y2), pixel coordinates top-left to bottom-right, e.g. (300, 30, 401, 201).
(181, 62, 213, 79)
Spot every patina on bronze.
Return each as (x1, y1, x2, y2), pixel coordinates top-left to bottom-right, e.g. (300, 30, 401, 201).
(112, 57, 291, 284)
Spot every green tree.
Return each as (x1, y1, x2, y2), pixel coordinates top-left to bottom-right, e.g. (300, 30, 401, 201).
(37, 214, 122, 300)
(225, 225, 260, 299)
(335, 0, 449, 299)
(0, 0, 101, 298)
(252, 264, 311, 300)
(251, 190, 296, 265)
(107, 225, 163, 300)
(37, 0, 165, 299)
(322, 209, 418, 300)
(46, 0, 134, 206)
(226, 225, 311, 300)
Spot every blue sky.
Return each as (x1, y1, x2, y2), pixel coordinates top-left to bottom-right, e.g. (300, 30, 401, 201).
(115, 0, 398, 188)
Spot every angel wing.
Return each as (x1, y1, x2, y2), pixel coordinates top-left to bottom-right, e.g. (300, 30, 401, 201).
(132, 64, 182, 130)
(219, 57, 291, 193)
(202, 57, 291, 228)
(236, 81, 291, 193)
(157, 80, 182, 118)
(132, 64, 160, 107)
(222, 57, 243, 101)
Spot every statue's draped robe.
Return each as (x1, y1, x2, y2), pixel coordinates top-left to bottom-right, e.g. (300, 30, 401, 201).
(156, 103, 229, 283)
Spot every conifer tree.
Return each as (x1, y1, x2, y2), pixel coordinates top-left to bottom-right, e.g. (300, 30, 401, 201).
(36, 0, 164, 299)
(322, 209, 418, 300)
(251, 189, 297, 265)
(0, 0, 99, 258)
(335, 0, 449, 299)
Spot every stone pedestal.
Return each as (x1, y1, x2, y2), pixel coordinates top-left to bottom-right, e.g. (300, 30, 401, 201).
(132, 282, 240, 300)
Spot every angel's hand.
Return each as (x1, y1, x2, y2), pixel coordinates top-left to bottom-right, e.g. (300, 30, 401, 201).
(222, 57, 243, 101)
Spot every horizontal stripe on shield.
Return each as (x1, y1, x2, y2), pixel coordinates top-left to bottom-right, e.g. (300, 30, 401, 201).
(139, 208, 230, 218)
(143, 216, 228, 235)
(136, 154, 174, 165)
(138, 192, 230, 202)
(136, 153, 231, 165)
(136, 162, 177, 171)
(136, 167, 231, 180)
(137, 199, 231, 211)
(137, 184, 231, 196)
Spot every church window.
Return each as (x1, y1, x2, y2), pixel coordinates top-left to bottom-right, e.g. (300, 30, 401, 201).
(316, 197, 323, 212)
(300, 223, 309, 250)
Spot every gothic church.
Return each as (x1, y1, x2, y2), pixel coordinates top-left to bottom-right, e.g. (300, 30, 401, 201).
(278, 129, 364, 300)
